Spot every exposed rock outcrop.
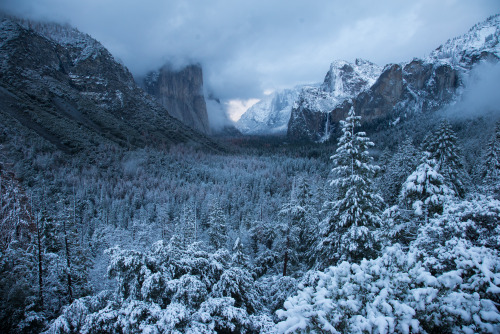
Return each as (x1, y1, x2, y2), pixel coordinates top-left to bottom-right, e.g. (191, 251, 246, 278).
(287, 59, 381, 142)
(144, 64, 211, 135)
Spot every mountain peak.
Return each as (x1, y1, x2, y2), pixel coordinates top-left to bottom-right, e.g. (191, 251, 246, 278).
(236, 87, 304, 135)
(321, 58, 382, 97)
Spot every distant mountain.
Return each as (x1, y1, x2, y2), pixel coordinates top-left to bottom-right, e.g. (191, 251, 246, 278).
(287, 14, 500, 142)
(236, 87, 303, 135)
(288, 59, 381, 142)
(0, 15, 219, 152)
(236, 59, 381, 136)
(143, 64, 211, 135)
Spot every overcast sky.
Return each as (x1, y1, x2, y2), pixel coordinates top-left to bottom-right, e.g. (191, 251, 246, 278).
(1, 0, 499, 120)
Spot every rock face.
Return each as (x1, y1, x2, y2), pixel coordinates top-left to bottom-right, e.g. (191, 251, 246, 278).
(287, 14, 500, 142)
(144, 64, 211, 135)
(0, 16, 218, 152)
(288, 59, 382, 142)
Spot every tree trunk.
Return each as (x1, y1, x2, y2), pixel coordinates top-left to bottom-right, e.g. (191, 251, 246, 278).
(283, 235, 290, 276)
(36, 212, 43, 308)
(62, 220, 73, 302)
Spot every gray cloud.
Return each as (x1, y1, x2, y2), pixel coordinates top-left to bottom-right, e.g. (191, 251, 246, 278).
(443, 62, 500, 120)
(1, 0, 499, 103)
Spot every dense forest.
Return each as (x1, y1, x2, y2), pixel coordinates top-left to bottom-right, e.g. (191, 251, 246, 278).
(1, 108, 499, 333)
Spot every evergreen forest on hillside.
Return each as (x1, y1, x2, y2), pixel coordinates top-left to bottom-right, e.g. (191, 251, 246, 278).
(1, 109, 500, 333)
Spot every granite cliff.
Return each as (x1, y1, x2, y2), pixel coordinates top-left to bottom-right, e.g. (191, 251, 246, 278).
(143, 64, 211, 135)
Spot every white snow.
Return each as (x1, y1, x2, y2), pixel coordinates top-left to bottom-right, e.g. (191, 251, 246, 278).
(236, 86, 304, 135)
(427, 14, 500, 68)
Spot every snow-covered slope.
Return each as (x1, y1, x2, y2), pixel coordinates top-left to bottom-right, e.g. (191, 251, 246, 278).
(7, 15, 108, 66)
(427, 14, 500, 68)
(236, 87, 304, 135)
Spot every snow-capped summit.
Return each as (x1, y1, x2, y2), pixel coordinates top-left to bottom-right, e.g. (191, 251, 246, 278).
(297, 58, 382, 116)
(288, 15, 500, 143)
(237, 59, 382, 136)
(321, 58, 382, 97)
(427, 14, 500, 68)
(3, 14, 107, 65)
(236, 86, 304, 135)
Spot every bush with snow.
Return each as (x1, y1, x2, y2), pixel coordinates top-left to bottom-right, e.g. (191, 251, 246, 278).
(277, 197, 500, 333)
(46, 239, 273, 333)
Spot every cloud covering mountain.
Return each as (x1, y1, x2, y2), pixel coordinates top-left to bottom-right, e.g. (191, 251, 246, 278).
(1, 0, 498, 104)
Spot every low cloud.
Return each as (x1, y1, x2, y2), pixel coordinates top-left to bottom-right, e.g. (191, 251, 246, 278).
(206, 98, 233, 132)
(443, 61, 500, 121)
(1, 0, 499, 112)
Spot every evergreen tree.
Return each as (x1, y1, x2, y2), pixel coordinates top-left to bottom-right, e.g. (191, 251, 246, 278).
(400, 158, 454, 217)
(422, 120, 466, 196)
(231, 237, 249, 268)
(380, 137, 421, 205)
(318, 108, 384, 267)
(279, 176, 318, 275)
(483, 123, 500, 182)
(291, 176, 319, 263)
(179, 202, 198, 247)
(207, 199, 228, 250)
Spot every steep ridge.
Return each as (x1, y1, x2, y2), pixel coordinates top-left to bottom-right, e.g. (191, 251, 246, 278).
(143, 64, 211, 135)
(0, 16, 219, 153)
(287, 14, 500, 142)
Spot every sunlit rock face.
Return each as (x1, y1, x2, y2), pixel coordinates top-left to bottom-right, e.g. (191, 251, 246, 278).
(143, 64, 211, 135)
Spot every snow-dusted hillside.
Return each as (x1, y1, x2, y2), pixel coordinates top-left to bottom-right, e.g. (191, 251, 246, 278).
(236, 87, 304, 135)
(428, 14, 500, 68)
(0, 15, 219, 152)
(4, 15, 108, 66)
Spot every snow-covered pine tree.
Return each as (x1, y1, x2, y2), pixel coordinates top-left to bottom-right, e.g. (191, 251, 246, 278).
(178, 201, 198, 247)
(400, 158, 454, 217)
(423, 120, 466, 196)
(231, 236, 249, 268)
(278, 179, 302, 277)
(279, 176, 319, 275)
(207, 199, 228, 250)
(291, 176, 319, 265)
(317, 108, 384, 266)
(483, 122, 500, 182)
(380, 137, 421, 205)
